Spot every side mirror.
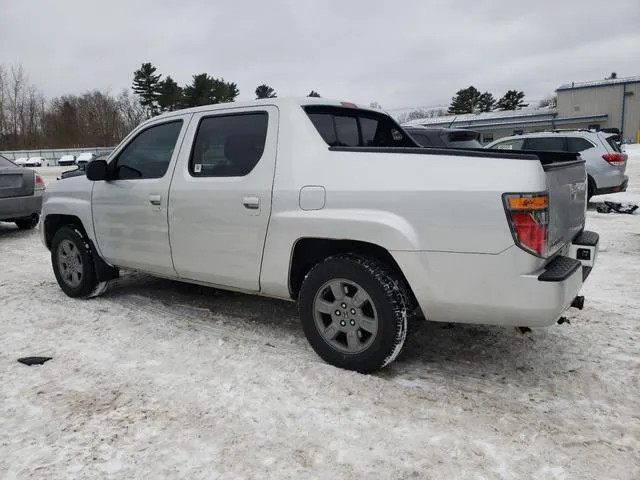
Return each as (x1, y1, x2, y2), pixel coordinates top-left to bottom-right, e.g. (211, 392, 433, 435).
(85, 160, 109, 181)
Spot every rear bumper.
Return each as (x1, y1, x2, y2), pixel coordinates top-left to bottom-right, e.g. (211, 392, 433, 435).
(0, 193, 43, 221)
(393, 230, 598, 327)
(596, 176, 628, 195)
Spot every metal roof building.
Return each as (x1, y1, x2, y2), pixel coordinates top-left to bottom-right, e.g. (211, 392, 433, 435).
(403, 75, 640, 144)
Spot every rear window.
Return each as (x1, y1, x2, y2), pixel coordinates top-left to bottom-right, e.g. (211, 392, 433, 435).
(0, 155, 15, 167)
(305, 106, 416, 148)
(523, 137, 565, 151)
(605, 136, 622, 153)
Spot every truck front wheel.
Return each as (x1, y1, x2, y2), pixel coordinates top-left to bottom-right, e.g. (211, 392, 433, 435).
(51, 226, 102, 298)
(298, 255, 408, 373)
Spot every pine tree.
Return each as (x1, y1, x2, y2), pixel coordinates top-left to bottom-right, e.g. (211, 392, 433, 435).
(132, 62, 162, 116)
(496, 90, 527, 110)
(448, 86, 481, 114)
(157, 76, 183, 112)
(477, 92, 496, 112)
(255, 84, 276, 99)
(182, 74, 239, 108)
(308, 90, 321, 98)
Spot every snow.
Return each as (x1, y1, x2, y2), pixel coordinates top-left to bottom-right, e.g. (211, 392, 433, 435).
(557, 75, 640, 91)
(1, 150, 639, 478)
(401, 106, 556, 127)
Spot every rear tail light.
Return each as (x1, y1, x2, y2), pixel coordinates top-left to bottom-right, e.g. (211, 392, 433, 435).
(503, 193, 548, 256)
(34, 174, 45, 190)
(602, 153, 627, 166)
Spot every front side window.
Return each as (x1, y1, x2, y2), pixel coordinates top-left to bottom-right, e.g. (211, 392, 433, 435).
(567, 137, 595, 153)
(190, 112, 268, 177)
(113, 120, 183, 179)
(305, 106, 415, 148)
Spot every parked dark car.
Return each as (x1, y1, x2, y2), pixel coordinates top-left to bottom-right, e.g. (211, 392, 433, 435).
(0, 155, 44, 229)
(404, 127, 482, 149)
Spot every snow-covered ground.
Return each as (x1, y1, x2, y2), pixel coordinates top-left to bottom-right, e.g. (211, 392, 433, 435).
(1, 150, 638, 479)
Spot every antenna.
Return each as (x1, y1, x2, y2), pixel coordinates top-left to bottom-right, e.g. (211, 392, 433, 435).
(448, 116, 457, 128)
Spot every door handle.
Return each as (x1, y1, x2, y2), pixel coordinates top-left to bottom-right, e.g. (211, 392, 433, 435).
(149, 194, 162, 206)
(242, 196, 260, 210)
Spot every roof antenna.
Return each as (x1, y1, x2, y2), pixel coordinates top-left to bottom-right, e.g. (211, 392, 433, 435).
(448, 116, 457, 128)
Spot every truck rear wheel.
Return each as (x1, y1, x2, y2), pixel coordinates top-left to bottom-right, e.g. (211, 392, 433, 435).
(298, 255, 408, 373)
(51, 226, 103, 298)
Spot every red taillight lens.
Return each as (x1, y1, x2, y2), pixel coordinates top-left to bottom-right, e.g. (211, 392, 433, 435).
(35, 174, 45, 190)
(504, 193, 548, 256)
(602, 153, 626, 166)
(510, 212, 546, 255)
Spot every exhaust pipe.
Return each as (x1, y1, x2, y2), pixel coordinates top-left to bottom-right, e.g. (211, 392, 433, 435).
(571, 296, 584, 310)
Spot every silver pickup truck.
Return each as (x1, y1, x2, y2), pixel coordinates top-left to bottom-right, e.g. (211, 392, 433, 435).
(40, 98, 598, 372)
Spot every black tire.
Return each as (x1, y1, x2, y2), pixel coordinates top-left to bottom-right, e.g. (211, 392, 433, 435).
(51, 226, 101, 298)
(15, 213, 39, 230)
(298, 254, 408, 373)
(587, 176, 596, 201)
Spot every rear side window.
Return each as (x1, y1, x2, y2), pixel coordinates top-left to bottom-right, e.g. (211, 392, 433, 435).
(493, 138, 525, 150)
(567, 137, 595, 153)
(334, 116, 359, 146)
(190, 112, 268, 177)
(605, 136, 622, 153)
(0, 155, 15, 167)
(409, 132, 434, 147)
(305, 106, 415, 148)
(523, 137, 566, 151)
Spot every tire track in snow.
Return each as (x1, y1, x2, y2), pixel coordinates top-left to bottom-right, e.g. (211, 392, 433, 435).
(106, 291, 321, 364)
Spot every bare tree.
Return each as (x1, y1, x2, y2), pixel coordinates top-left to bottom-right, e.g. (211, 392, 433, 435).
(397, 107, 447, 124)
(538, 95, 557, 108)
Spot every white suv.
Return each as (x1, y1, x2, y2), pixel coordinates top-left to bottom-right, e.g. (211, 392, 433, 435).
(487, 131, 628, 199)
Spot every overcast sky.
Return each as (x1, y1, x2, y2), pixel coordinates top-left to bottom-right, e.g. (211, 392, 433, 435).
(2, 0, 639, 111)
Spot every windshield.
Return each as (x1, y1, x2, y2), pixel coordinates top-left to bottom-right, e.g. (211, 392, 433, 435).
(445, 131, 482, 148)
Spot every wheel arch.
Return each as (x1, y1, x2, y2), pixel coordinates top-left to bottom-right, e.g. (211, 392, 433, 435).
(44, 214, 87, 249)
(45, 214, 118, 283)
(288, 237, 416, 306)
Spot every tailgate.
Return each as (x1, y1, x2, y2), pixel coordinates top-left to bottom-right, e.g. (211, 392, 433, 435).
(0, 167, 35, 199)
(544, 158, 587, 255)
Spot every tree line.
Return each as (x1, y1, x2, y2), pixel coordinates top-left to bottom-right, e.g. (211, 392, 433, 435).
(396, 86, 537, 124)
(0, 63, 145, 150)
(446, 86, 528, 114)
(132, 62, 321, 117)
(0, 61, 322, 151)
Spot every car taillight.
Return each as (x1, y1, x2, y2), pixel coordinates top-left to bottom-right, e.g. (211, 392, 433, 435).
(503, 193, 548, 256)
(35, 174, 45, 190)
(602, 153, 627, 166)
